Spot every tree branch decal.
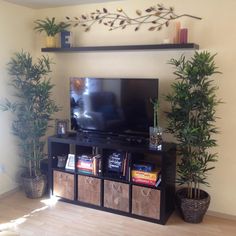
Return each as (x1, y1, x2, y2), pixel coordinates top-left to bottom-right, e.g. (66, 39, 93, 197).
(63, 3, 202, 32)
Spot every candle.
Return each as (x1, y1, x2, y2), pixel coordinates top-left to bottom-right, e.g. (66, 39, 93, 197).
(180, 28, 188, 44)
(173, 21, 181, 43)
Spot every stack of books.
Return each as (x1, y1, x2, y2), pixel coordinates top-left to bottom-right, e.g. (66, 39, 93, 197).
(131, 162, 161, 187)
(77, 154, 102, 176)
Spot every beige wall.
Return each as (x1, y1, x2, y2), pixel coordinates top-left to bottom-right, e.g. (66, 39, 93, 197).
(0, 0, 35, 194)
(1, 0, 236, 216)
(35, 0, 236, 216)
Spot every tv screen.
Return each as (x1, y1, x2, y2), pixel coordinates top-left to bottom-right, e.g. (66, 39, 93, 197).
(70, 78, 158, 137)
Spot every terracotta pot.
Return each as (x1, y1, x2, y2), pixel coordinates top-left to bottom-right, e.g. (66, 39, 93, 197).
(176, 188, 210, 223)
(46, 36, 56, 48)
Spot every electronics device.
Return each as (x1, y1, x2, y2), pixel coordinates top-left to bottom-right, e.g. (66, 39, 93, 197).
(70, 77, 158, 138)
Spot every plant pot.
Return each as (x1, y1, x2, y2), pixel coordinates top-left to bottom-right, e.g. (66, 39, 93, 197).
(21, 174, 47, 199)
(176, 188, 210, 223)
(46, 36, 56, 48)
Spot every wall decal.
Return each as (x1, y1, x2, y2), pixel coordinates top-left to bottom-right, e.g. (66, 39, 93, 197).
(64, 3, 202, 32)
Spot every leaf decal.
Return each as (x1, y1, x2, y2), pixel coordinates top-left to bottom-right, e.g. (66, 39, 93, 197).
(146, 8, 152, 13)
(136, 10, 142, 16)
(155, 12, 161, 16)
(149, 26, 156, 31)
(61, 3, 201, 33)
(120, 20, 125, 25)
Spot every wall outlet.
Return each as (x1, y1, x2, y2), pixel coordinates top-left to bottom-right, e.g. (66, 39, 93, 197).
(0, 164, 5, 173)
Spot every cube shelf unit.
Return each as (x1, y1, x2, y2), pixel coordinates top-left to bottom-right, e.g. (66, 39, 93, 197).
(48, 134, 176, 225)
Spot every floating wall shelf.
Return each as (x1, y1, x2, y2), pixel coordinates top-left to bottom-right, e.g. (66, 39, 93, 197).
(41, 43, 199, 52)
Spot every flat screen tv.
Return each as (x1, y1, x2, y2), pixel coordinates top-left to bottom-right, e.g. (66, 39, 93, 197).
(70, 77, 158, 137)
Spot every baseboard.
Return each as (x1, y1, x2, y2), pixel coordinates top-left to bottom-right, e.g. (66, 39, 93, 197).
(0, 186, 20, 200)
(207, 210, 236, 221)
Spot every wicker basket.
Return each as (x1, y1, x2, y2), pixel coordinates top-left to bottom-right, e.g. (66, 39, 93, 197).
(176, 188, 210, 223)
(22, 174, 47, 199)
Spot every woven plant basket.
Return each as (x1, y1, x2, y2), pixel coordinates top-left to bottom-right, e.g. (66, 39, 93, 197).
(22, 174, 47, 199)
(176, 188, 210, 223)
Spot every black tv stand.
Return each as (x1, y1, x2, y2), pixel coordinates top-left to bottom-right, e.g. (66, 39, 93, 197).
(48, 135, 176, 225)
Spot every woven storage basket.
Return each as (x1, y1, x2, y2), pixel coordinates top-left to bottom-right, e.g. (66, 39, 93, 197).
(22, 174, 47, 199)
(176, 188, 210, 223)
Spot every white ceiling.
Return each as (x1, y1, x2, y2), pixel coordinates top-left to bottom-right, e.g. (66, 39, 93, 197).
(4, 0, 122, 9)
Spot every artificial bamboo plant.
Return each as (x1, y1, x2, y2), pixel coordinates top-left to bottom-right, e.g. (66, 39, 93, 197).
(150, 98, 160, 130)
(166, 51, 221, 199)
(0, 51, 59, 178)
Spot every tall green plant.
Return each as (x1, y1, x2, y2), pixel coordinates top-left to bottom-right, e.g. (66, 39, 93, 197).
(0, 51, 59, 178)
(166, 51, 221, 199)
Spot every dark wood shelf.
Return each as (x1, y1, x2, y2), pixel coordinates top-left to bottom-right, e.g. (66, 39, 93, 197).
(41, 43, 199, 52)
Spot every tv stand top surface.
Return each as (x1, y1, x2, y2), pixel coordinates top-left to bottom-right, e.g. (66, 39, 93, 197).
(78, 130, 147, 142)
(49, 132, 176, 153)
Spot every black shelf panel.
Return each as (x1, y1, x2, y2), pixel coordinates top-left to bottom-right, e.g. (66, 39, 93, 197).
(48, 135, 176, 153)
(103, 175, 129, 184)
(53, 167, 75, 174)
(41, 43, 199, 52)
(131, 181, 162, 190)
(77, 172, 102, 179)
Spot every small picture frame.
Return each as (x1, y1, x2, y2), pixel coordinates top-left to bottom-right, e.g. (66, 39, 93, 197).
(65, 154, 75, 170)
(55, 119, 69, 137)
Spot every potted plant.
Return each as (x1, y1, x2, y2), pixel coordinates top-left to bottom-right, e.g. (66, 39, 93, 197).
(165, 51, 221, 223)
(149, 98, 162, 150)
(34, 17, 70, 47)
(0, 51, 59, 198)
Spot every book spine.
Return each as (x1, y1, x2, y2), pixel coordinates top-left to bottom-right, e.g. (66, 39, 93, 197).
(132, 177, 156, 186)
(78, 170, 93, 175)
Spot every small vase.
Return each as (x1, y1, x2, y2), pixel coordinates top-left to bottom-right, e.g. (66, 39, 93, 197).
(46, 36, 56, 48)
(149, 127, 162, 150)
